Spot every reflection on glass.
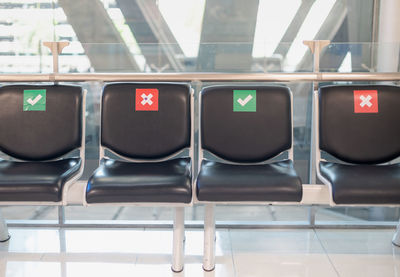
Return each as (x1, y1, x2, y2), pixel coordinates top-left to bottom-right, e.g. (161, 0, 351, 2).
(0, 0, 398, 225)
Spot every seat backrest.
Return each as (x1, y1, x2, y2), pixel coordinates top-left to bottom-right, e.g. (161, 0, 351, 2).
(319, 85, 400, 164)
(0, 84, 83, 161)
(101, 83, 191, 159)
(201, 85, 292, 163)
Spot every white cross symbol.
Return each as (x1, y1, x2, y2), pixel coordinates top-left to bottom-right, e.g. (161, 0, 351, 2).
(359, 95, 372, 108)
(141, 93, 153, 105)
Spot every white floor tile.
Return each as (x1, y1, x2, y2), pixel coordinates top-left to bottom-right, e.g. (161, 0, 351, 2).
(233, 253, 338, 277)
(66, 262, 136, 277)
(0, 228, 60, 253)
(4, 261, 61, 277)
(132, 263, 234, 277)
(64, 229, 144, 253)
(2, 227, 400, 276)
(316, 229, 400, 277)
(229, 229, 337, 277)
(41, 252, 136, 263)
(230, 229, 324, 254)
(316, 229, 398, 254)
(326, 254, 400, 277)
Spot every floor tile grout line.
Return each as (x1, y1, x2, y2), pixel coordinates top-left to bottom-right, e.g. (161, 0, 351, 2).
(313, 228, 341, 277)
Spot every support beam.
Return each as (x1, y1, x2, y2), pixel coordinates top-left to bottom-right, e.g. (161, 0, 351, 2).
(58, 0, 140, 72)
(296, 0, 347, 71)
(197, 0, 259, 71)
(116, 0, 184, 72)
(346, 0, 374, 71)
(319, 16, 350, 70)
(274, 0, 316, 58)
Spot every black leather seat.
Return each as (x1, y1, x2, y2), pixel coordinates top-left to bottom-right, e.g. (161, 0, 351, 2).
(318, 85, 400, 205)
(0, 158, 81, 202)
(197, 159, 302, 202)
(87, 158, 192, 204)
(0, 85, 83, 203)
(197, 86, 302, 202)
(320, 161, 400, 204)
(86, 83, 192, 204)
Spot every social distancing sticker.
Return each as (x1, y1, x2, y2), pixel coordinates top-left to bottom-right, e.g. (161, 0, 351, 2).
(136, 88, 159, 111)
(23, 89, 46, 111)
(354, 90, 378, 113)
(233, 90, 256, 112)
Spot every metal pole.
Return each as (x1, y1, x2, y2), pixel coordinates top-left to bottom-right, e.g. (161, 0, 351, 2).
(203, 204, 216, 271)
(304, 40, 330, 184)
(60, 228, 67, 277)
(58, 206, 65, 226)
(304, 40, 330, 227)
(43, 41, 70, 74)
(0, 209, 10, 242)
(392, 218, 400, 247)
(171, 207, 185, 272)
(1, 72, 400, 83)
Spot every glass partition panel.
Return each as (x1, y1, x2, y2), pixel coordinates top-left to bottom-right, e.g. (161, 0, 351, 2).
(0, 0, 399, 227)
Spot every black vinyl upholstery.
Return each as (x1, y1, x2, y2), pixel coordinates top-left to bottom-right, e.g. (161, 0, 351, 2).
(0, 85, 82, 161)
(320, 161, 400, 204)
(197, 85, 302, 203)
(201, 85, 292, 163)
(197, 159, 302, 202)
(319, 85, 400, 164)
(101, 83, 191, 159)
(0, 158, 81, 202)
(86, 158, 192, 204)
(87, 83, 192, 204)
(318, 85, 400, 205)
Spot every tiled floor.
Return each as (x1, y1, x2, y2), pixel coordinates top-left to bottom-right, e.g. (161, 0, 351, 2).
(0, 227, 399, 277)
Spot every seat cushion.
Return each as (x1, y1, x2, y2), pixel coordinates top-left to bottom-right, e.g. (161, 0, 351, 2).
(0, 158, 82, 202)
(319, 161, 400, 204)
(196, 159, 302, 202)
(86, 158, 192, 204)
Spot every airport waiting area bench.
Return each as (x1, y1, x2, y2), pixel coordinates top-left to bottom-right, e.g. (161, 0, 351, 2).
(85, 83, 194, 272)
(0, 83, 399, 272)
(0, 84, 85, 214)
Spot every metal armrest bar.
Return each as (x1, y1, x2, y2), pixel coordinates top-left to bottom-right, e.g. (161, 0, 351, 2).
(0, 72, 400, 83)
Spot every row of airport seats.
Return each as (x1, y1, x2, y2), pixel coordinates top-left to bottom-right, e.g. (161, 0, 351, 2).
(0, 83, 399, 272)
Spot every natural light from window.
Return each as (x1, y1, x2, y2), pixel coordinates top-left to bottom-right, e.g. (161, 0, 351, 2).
(285, 0, 336, 71)
(158, 0, 206, 57)
(252, 0, 301, 58)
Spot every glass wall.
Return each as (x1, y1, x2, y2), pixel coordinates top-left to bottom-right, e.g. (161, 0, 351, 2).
(0, 0, 399, 226)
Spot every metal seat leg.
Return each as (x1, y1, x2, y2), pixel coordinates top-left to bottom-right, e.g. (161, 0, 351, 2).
(392, 218, 400, 246)
(171, 207, 185, 272)
(203, 204, 215, 271)
(0, 210, 10, 243)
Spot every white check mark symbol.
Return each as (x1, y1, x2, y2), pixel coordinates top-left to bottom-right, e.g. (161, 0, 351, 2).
(237, 95, 253, 106)
(27, 94, 42, 106)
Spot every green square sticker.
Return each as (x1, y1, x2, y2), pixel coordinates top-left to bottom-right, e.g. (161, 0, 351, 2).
(233, 90, 256, 112)
(23, 89, 46, 111)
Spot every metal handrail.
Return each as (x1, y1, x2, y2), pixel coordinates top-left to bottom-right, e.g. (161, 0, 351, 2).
(0, 72, 400, 83)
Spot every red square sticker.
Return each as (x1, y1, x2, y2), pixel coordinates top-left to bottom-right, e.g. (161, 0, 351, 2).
(354, 90, 378, 113)
(135, 88, 159, 111)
